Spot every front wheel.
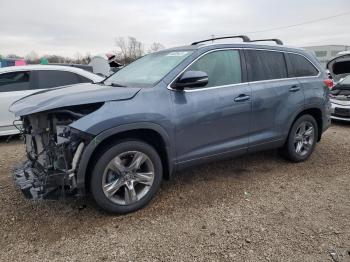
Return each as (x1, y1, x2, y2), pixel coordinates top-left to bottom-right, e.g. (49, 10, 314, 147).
(282, 114, 318, 162)
(90, 140, 163, 214)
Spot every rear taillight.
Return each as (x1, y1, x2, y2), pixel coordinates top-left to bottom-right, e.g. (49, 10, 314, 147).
(324, 79, 334, 89)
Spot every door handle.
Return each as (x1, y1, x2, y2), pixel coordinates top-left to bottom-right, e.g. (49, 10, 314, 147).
(234, 94, 250, 102)
(289, 85, 301, 92)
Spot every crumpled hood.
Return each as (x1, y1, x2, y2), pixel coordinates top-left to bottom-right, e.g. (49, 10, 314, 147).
(10, 83, 141, 117)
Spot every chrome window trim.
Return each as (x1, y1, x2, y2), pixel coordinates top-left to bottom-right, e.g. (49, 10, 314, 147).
(167, 47, 321, 92)
(178, 82, 249, 92)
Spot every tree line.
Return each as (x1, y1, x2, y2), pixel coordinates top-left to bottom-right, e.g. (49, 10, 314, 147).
(0, 37, 165, 66)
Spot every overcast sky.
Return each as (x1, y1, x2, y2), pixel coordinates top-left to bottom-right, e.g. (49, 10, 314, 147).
(1, 0, 350, 57)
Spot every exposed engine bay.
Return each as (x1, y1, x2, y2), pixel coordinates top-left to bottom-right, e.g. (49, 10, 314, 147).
(330, 88, 350, 101)
(330, 76, 350, 101)
(330, 76, 350, 120)
(13, 103, 102, 199)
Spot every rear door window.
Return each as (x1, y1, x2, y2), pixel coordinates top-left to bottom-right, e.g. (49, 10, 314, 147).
(36, 70, 81, 89)
(288, 53, 319, 77)
(0, 71, 31, 92)
(187, 49, 242, 88)
(245, 50, 288, 81)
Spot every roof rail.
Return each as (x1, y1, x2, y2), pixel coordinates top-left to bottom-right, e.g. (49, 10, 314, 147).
(248, 38, 283, 45)
(191, 35, 251, 46)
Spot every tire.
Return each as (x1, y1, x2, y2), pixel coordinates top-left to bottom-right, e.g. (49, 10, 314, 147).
(282, 114, 318, 162)
(90, 140, 163, 214)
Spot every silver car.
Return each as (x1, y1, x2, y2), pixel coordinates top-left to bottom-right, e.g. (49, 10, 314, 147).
(330, 75, 350, 121)
(0, 65, 103, 136)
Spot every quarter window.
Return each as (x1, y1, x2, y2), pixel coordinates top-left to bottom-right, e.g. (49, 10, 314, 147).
(245, 50, 288, 81)
(288, 53, 319, 77)
(187, 50, 242, 88)
(0, 71, 30, 92)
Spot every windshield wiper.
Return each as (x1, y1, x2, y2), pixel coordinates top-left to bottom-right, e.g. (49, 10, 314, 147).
(110, 83, 127, 87)
(94, 81, 127, 87)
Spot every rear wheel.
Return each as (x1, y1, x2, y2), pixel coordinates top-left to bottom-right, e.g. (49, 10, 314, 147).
(282, 114, 318, 162)
(90, 140, 163, 214)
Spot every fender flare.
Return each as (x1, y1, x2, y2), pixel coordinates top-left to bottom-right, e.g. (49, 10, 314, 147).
(76, 122, 174, 195)
(285, 104, 324, 141)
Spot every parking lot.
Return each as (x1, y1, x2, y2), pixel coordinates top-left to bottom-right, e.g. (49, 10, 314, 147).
(0, 122, 349, 261)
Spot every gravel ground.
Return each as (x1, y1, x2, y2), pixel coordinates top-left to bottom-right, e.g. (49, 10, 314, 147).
(0, 122, 349, 262)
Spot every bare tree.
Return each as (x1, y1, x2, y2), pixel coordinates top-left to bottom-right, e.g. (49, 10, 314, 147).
(128, 37, 144, 60)
(115, 37, 128, 63)
(74, 52, 83, 64)
(1, 51, 92, 65)
(6, 54, 22, 59)
(44, 55, 66, 63)
(148, 42, 165, 53)
(115, 36, 145, 64)
(25, 51, 40, 64)
(43, 55, 73, 64)
(80, 52, 92, 64)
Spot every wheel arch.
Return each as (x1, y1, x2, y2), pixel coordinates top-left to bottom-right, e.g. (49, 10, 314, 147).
(289, 107, 323, 142)
(76, 122, 174, 195)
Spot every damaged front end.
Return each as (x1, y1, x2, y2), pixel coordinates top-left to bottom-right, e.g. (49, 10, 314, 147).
(13, 104, 102, 199)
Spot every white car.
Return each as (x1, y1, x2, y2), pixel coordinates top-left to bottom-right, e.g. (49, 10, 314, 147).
(0, 65, 104, 136)
(330, 75, 350, 122)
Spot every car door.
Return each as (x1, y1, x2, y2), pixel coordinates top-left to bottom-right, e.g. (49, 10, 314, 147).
(244, 49, 304, 150)
(287, 52, 322, 107)
(0, 71, 37, 135)
(170, 49, 252, 166)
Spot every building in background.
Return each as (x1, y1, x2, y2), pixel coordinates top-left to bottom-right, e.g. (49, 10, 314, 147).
(303, 45, 350, 68)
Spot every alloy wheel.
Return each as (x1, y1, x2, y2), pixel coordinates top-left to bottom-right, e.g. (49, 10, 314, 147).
(101, 151, 155, 205)
(293, 121, 315, 157)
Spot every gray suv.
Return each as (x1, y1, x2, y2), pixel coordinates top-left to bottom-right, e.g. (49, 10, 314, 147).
(10, 36, 331, 214)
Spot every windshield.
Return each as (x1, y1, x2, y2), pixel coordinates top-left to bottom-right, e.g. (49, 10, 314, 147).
(104, 51, 193, 87)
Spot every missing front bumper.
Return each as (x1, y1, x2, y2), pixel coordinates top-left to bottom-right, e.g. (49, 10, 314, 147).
(13, 162, 42, 199)
(13, 161, 76, 200)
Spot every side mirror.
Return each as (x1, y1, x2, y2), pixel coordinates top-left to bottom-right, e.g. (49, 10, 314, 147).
(172, 70, 208, 90)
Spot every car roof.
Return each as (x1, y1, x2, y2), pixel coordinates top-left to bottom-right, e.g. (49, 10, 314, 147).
(164, 42, 308, 53)
(0, 64, 104, 81)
